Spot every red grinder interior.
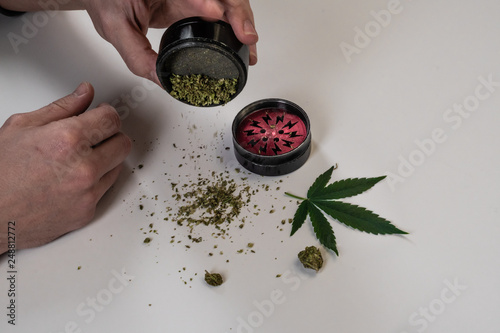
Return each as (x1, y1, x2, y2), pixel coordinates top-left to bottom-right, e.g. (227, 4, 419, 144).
(235, 108, 308, 156)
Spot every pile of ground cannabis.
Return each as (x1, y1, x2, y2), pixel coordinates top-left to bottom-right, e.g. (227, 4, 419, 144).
(169, 73, 238, 106)
(170, 171, 252, 236)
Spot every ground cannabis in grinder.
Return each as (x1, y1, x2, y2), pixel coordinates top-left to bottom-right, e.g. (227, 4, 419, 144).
(170, 73, 238, 106)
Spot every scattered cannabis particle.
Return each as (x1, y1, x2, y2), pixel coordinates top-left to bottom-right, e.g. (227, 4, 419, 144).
(285, 165, 408, 255)
(170, 73, 238, 106)
(143, 237, 152, 244)
(204, 270, 224, 286)
(191, 236, 203, 243)
(298, 246, 323, 272)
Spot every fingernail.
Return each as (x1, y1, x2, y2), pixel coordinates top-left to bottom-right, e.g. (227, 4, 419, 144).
(250, 51, 258, 65)
(74, 82, 89, 96)
(243, 20, 258, 37)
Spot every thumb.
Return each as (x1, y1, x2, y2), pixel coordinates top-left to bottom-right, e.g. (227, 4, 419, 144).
(25, 82, 95, 127)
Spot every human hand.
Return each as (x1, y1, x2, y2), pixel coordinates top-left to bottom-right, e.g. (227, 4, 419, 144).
(81, 0, 259, 85)
(0, 82, 131, 253)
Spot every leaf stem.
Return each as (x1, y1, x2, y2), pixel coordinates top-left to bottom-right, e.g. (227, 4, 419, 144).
(284, 192, 307, 201)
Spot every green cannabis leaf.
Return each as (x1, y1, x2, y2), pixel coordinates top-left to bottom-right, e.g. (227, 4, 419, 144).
(285, 165, 407, 255)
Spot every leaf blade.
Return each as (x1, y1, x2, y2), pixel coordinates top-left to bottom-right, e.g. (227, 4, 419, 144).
(306, 165, 337, 199)
(290, 200, 309, 236)
(312, 200, 408, 235)
(308, 202, 339, 255)
(311, 176, 386, 200)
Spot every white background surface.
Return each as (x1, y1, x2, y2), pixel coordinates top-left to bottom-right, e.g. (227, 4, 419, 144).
(1, 0, 500, 332)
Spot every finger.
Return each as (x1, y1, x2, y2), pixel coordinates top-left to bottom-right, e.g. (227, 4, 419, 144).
(152, 0, 225, 25)
(89, 132, 131, 180)
(25, 82, 94, 127)
(248, 43, 258, 65)
(193, 0, 225, 21)
(94, 163, 124, 203)
(71, 104, 123, 147)
(221, 1, 259, 64)
(109, 20, 160, 85)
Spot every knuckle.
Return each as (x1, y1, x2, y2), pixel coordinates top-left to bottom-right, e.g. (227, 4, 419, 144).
(100, 104, 121, 130)
(78, 193, 99, 221)
(124, 53, 146, 77)
(118, 132, 132, 153)
(96, 14, 116, 39)
(74, 161, 99, 188)
(4, 113, 30, 127)
(55, 127, 84, 152)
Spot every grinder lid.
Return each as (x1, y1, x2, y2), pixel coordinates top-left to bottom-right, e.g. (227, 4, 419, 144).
(156, 17, 249, 107)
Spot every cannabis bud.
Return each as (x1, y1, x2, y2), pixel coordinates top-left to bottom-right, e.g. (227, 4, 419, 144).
(204, 270, 224, 286)
(298, 246, 323, 272)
